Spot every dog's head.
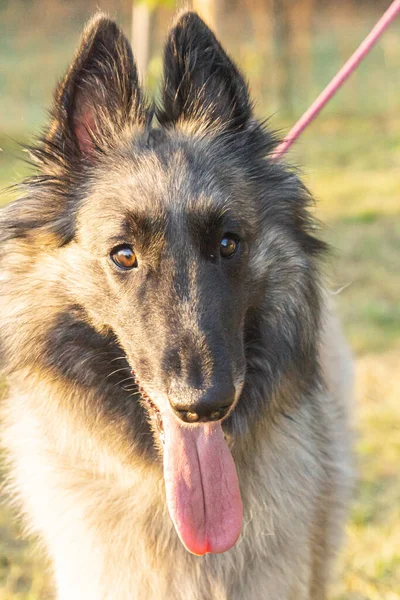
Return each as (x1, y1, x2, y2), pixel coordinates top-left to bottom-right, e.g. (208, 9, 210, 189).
(2, 13, 326, 555)
(51, 14, 263, 422)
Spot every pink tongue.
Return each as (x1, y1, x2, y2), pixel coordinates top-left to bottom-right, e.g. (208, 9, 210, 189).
(162, 410, 243, 556)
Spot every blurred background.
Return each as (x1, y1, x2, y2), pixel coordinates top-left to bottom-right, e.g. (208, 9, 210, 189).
(0, 1, 399, 598)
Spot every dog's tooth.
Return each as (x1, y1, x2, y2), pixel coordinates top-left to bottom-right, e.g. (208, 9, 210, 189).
(185, 411, 199, 423)
(210, 411, 221, 421)
(156, 414, 165, 444)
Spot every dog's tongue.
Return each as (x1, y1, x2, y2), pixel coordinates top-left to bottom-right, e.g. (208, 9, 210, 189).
(162, 410, 242, 556)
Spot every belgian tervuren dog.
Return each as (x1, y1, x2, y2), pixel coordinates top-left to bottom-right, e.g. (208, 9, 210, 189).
(0, 12, 353, 600)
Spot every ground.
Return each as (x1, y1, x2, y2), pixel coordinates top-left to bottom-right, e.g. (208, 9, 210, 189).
(0, 116, 399, 599)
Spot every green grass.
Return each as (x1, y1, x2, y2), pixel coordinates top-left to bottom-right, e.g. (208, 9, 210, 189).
(324, 217, 400, 355)
(0, 513, 52, 600)
(304, 120, 400, 600)
(1, 113, 400, 599)
(333, 349, 400, 600)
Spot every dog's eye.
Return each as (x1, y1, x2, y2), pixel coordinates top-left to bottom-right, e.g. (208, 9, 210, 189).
(110, 245, 138, 270)
(220, 235, 239, 259)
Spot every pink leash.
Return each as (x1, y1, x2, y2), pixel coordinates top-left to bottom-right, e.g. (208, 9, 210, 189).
(271, 0, 400, 160)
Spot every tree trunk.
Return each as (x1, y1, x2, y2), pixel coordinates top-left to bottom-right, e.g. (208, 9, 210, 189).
(192, 0, 222, 33)
(131, 1, 151, 83)
(272, 0, 293, 116)
(288, 0, 315, 106)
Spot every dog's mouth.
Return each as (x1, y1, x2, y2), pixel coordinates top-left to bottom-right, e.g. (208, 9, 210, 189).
(130, 370, 243, 556)
(136, 381, 165, 443)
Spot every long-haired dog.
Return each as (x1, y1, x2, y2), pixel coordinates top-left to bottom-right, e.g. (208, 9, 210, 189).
(0, 12, 353, 600)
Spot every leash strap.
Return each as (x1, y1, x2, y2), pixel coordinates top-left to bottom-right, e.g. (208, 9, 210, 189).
(271, 0, 400, 160)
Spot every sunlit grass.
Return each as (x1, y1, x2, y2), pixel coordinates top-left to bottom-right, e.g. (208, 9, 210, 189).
(0, 515, 52, 600)
(301, 119, 400, 600)
(333, 351, 400, 600)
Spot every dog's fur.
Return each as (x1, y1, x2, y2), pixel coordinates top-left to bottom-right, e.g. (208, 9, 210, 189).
(0, 12, 353, 600)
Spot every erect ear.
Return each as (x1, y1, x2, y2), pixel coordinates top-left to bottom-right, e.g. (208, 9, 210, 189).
(47, 14, 146, 158)
(158, 12, 252, 131)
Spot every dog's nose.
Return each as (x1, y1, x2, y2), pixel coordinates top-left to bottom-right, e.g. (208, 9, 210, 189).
(170, 382, 235, 424)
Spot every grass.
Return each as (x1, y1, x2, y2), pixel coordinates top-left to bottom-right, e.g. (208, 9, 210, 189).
(297, 118, 400, 600)
(333, 349, 400, 600)
(1, 113, 399, 599)
(0, 518, 52, 600)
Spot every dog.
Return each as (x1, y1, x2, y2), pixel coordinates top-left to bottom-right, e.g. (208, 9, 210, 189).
(0, 12, 353, 600)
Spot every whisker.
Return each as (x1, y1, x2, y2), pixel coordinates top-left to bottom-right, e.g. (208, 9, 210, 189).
(108, 355, 129, 364)
(106, 367, 132, 379)
(117, 376, 136, 386)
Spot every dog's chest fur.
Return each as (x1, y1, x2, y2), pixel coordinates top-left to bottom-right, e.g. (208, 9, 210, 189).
(5, 308, 352, 600)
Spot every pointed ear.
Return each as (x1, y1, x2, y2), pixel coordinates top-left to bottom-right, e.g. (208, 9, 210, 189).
(47, 14, 146, 158)
(158, 12, 252, 132)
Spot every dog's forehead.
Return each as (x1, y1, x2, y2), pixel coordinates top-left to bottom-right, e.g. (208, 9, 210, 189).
(84, 132, 250, 234)
(105, 131, 234, 204)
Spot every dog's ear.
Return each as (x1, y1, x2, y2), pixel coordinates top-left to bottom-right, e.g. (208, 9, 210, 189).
(159, 12, 252, 131)
(47, 14, 146, 158)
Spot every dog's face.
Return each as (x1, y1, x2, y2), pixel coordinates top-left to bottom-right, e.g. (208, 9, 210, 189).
(2, 13, 325, 556)
(46, 13, 272, 429)
(75, 134, 256, 425)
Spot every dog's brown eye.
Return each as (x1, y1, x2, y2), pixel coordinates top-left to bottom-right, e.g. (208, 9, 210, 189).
(220, 235, 239, 258)
(110, 245, 137, 270)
